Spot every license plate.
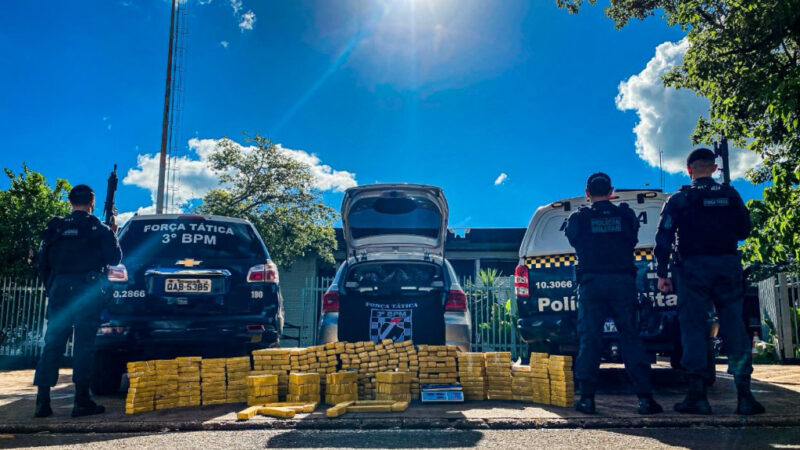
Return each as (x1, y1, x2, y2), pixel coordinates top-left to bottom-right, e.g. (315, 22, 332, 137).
(165, 278, 211, 293)
(603, 319, 618, 333)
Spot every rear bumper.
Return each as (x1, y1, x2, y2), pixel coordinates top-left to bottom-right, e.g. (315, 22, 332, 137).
(517, 312, 681, 356)
(95, 315, 281, 358)
(318, 311, 471, 351)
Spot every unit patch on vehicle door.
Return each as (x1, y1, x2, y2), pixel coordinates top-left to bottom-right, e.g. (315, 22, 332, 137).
(369, 309, 413, 342)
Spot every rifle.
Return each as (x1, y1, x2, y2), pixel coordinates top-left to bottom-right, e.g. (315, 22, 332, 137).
(713, 134, 731, 186)
(104, 164, 118, 230)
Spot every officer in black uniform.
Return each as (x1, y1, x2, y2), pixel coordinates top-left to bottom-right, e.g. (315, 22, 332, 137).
(565, 173, 662, 415)
(34, 184, 122, 418)
(655, 148, 764, 415)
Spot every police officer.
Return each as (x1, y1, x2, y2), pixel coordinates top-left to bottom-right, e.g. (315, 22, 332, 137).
(565, 173, 662, 415)
(655, 148, 764, 415)
(34, 184, 122, 418)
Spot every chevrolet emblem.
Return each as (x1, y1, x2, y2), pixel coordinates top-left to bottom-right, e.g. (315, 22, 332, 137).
(176, 259, 202, 267)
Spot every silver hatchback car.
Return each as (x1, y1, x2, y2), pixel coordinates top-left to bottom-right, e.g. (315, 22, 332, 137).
(318, 184, 471, 350)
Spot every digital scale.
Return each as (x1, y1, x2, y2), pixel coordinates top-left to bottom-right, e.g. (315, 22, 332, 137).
(420, 383, 464, 403)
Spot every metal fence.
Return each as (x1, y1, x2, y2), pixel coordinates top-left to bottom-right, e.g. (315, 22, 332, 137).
(298, 276, 528, 359)
(0, 277, 75, 360)
(298, 276, 333, 347)
(758, 273, 800, 361)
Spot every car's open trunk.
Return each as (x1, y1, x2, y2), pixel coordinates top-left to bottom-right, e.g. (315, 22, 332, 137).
(337, 261, 447, 345)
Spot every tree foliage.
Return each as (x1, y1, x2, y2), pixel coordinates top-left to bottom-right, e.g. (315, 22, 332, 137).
(196, 134, 338, 267)
(0, 165, 72, 278)
(557, 0, 800, 272)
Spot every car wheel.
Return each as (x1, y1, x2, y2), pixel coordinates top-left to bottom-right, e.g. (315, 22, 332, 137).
(92, 353, 124, 395)
(669, 344, 683, 370)
(705, 343, 717, 387)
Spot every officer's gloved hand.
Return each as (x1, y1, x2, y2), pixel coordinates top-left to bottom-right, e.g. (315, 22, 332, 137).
(657, 277, 674, 293)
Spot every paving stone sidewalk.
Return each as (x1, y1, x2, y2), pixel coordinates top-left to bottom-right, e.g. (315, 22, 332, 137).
(0, 363, 798, 433)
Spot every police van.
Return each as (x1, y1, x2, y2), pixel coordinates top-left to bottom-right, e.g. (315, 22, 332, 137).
(514, 190, 687, 365)
(93, 214, 283, 394)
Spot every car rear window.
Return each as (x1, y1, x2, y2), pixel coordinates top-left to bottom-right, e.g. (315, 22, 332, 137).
(349, 196, 441, 239)
(119, 219, 267, 260)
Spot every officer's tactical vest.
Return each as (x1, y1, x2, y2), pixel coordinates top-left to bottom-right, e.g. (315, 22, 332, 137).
(45, 215, 104, 275)
(575, 203, 637, 277)
(677, 184, 741, 257)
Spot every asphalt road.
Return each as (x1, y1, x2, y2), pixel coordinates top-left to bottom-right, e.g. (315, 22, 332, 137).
(2, 428, 800, 450)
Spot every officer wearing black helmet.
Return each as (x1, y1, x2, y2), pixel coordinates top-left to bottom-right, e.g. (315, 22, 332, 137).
(565, 173, 662, 415)
(655, 148, 764, 415)
(34, 184, 122, 418)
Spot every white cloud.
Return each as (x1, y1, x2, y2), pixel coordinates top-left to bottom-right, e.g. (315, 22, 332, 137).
(494, 172, 508, 186)
(118, 138, 357, 221)
(238, 10, 256, 30)
(616, 39, 760, 179)
(229, 0, 242, 15)
(220, 40, 229, 48)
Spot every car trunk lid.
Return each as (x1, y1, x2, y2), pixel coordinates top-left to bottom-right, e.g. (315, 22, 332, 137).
(341, 184, 449, 257)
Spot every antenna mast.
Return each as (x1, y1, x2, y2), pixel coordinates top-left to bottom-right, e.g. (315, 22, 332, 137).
(156, 0, 178, 214)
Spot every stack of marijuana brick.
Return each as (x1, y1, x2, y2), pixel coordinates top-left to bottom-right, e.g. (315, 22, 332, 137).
(155, 359, 179, 410)
(226, 356, 252, 403)
(201, 358, 228, 405)
(251, 348, 292, 400)
(485, 352, 513, 400)
(287, 372, 321, 403)
(325, 371, 358, 405)
(176, 356, 202, 408)
(457, 352, 487, 400)
(125, 361, 155, 414)
(247, 373, 279, 406)
(511, 364, 535, 402)
(417, 345, 458, 385)
(375, 371, 413, 402)
(341, 340, 378, 399)
(548, 355, 574, 407)
(530, 353, 551, 404)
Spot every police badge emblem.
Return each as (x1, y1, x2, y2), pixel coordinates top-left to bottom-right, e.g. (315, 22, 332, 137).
(369, 309, 413, 343)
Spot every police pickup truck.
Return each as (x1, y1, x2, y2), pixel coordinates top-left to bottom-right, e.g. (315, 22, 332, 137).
(513, 189, 760, 377)
(92, 214, 283, 394)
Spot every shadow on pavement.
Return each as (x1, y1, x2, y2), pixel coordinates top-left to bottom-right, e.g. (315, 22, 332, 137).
(265, 430, 484, 448)
(606, 427, 800, 450)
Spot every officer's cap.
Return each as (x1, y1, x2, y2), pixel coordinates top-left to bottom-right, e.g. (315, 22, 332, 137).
(586, 172, 612, 195)
(68, 184, 95, 205)
(686, 148, 716, 166)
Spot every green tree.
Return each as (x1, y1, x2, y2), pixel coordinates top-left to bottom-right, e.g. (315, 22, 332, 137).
(196, 134, 338, 267)
(0, 165, 72, 278)
(557, 0, 800, 272)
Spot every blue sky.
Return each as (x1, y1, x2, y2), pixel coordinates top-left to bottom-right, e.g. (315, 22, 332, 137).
(0, 0, 762, 229)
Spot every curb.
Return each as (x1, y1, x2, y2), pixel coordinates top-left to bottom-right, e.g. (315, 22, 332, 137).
(2, 415, 799, 434)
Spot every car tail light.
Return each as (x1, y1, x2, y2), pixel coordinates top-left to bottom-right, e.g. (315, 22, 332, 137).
(445, 289, 467, 311)
(107, 264, 128, 283)
(246, 324, 265, 332)
(514, 264, 529, 298)
(247, 260, 279, 283)
(322, 290, 340, 312)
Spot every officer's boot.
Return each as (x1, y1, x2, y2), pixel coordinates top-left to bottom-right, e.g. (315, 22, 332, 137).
(574, 395, 596, 414)
(71, 383, 105, 418)
(674, 375, 712, 415)
(34, 386, 53, 418)
(636, 393, 663, 415)
(734, 375, 765, 415)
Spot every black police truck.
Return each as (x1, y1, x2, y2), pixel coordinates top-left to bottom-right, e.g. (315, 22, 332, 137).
(514, 190, 760, 377)
(93, 214, 283, 394)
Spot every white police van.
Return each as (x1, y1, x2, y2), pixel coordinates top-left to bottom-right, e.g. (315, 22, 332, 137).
(513, 190, 685, 365)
